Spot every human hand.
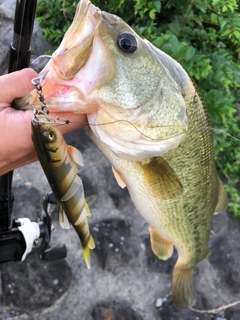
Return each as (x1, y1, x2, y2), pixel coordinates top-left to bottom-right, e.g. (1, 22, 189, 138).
(0, 68, 86, 175)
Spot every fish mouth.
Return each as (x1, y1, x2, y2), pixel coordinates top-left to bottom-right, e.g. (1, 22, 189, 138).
(13, 0, 101, 113)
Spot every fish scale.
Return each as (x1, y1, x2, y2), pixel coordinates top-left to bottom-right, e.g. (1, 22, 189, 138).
(159, 93, 217, 252)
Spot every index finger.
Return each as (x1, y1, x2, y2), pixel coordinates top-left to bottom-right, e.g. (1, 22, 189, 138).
(0, 68, 37, 106)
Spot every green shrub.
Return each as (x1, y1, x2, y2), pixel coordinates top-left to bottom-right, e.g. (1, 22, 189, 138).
(36, 0, 240, 216)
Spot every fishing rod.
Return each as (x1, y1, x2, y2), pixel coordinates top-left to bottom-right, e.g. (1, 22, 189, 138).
(0, 0, 66, 263)
(0, 0, 37, 232)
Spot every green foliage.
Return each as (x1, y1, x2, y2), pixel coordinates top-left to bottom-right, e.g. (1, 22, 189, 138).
(36, 0, 240, 216)
(36, 0, 77, 44)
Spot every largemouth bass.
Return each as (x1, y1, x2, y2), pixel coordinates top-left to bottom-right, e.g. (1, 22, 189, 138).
(31, 109, 95, 268)
(16, 0, 228, 308)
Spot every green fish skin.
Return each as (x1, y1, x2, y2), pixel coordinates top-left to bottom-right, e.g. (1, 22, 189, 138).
(15, 0, 228, 308)
(89, 93, 228, 308)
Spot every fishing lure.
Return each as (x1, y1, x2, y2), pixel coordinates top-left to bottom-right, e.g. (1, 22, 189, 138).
(31, 109, 95, 268)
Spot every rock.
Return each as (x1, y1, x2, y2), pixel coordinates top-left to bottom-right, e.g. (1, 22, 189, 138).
(103, 165, 132, 211)
(0, 0, 52, 74)
(0, 0, 16, 20)
(158, 297, 226, 320)
(225, 309, 240, 320)
(91, 300, 144, 320)
(144, 235, 178, 274)
(90, 219, 134, 271)
(209, 217, 240, 293)
(108, 189, 131, 211)
(64, 127, 92, 153)
(211, 211, 228, 234)
(0, 20, 13, 73)
(12, 185, 42, 220)
(81, 175, 98, 203)
(1, 248, 72, 311)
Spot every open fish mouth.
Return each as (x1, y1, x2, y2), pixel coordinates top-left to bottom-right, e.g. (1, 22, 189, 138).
(13, 0, 102, 113)
(14, 0, 188, 159)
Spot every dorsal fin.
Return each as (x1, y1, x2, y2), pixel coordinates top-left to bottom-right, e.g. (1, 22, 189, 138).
(213, 177, 228, 214)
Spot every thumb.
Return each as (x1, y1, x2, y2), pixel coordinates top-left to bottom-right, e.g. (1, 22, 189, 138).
(0, 68, 37, 105)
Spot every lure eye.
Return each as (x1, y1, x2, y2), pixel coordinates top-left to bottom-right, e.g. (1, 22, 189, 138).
(117, 33, 137, 53)
(48, 132, 54, 141)
(43, 131, 55, 142)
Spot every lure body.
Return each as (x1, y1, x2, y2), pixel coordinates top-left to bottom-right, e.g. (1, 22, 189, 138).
(31, 110, 95, 268)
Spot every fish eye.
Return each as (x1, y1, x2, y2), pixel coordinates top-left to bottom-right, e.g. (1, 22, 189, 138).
(117, 33, 137, 53)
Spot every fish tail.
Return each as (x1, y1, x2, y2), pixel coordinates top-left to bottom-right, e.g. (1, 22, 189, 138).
(171, 261, 196, 309)
(82, 235, 95, 269)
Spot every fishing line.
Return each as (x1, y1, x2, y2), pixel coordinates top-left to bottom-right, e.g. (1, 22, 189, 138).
(35, 108, 240, 143)
(52, 118, 187, 141)
(51, 117, 240, 143)
(210, 128, 240, 142)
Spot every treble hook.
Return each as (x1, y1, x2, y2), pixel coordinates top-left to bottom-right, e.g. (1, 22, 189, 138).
(33, 109, 70, 125)
(31, 69, 50, 87)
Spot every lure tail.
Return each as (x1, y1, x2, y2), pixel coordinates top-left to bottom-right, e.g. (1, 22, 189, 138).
(171, 261, 196, 309)
(82, 235, 95, 269)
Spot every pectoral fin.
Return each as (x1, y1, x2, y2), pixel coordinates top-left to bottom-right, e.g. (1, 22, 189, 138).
(112, 166, 127, 188)
(142, 157, 183, 200)
(213, 177, 228, 214)
(149, 226, 173, 260)
(68, 145, 84, 166)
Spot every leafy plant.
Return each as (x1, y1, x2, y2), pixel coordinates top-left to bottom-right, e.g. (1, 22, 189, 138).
(36, 0, 240, 216)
